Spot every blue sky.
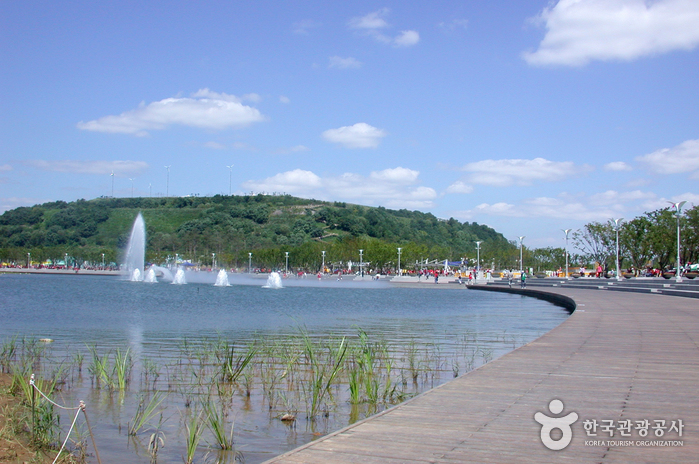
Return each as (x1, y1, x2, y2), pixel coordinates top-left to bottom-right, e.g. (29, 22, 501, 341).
(1, 0, 698, 247)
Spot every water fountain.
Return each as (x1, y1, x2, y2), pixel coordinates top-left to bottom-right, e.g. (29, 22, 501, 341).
(124, 213, 146, 281)
(144, 267, 157, 283)
(172, 268, 187, 285)
(214, 269, 230, 286)
(264, 271, 283, 289)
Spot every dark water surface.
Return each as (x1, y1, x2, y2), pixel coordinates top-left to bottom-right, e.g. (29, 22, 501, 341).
(0, 273, 569, 463)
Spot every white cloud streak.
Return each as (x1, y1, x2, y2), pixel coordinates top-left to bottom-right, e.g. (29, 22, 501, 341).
(322, 123, 386, 149)
(604, 161, 632, 171)
(636, 139, 699, 175)
(460, 158, 586, 187)
(77, 88, 266, 136)
(348, 9, 420, 47)
(25, 160, 149, 177)
(242, 167, 436, 209)
(329, 56, 362, 69)
(523, 0, 699, 66)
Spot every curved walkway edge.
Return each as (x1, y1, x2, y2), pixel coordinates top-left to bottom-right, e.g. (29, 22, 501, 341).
(263, 287, 699, 463)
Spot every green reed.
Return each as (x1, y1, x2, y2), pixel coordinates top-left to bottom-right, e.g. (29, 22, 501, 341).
(128, 391, 167, 435)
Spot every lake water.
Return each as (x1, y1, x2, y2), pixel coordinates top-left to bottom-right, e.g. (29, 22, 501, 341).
(0, 273, 569, 463)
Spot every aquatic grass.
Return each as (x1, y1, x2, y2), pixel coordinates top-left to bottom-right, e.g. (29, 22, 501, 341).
(183, 409, 206, 464)
(128, 391, 168, 435)
(113, 347, 133, 391)
(0, 335, 18, 373)
(219, 341, 257, 384)
(202, 399, 235, 450)
(300, 330, 347, 418)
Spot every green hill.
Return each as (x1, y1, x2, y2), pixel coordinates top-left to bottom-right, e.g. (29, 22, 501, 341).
(0, 194, 515, 271)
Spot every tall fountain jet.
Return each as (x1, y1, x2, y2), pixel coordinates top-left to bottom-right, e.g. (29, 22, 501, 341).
(124, 213, 146, 281)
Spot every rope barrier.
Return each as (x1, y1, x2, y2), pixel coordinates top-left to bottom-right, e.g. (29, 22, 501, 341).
(52, 407, 81, 464)
(29, 374, 102, 464)
(30, 374, 81, 411)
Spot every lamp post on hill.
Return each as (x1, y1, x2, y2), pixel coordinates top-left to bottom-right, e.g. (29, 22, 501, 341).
(518, 236, 525, 273)
(248, 253, 252, 274)
(322, 250, 326, 274)
(226, 164, 234, 195)
(359, 249, 364, 278)
(285, 252, 289, 275)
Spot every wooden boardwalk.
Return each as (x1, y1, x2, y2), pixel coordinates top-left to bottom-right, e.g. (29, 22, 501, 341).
(263, 287, 699, 463)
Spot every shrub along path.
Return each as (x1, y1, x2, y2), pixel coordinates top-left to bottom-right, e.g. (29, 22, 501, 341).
(263, 287, 699, 463)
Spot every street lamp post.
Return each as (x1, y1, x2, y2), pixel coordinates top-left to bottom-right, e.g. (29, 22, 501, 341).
(129, 178, 134, 197)
(65, 253, 68, 269)
(102, 253, 105, 270)
(359, 249, 364, 278)
(475, 241, 482, 275)
(226, 164, 234, 196)
(611, 218, 624, 281)
(248, 252, 252, 274)
(322, 250, 326, 274)
(165, 165, 171, 197)
(27, 252, 30, 269)
(562, 229, 573, 279)
(518, 236, 525, 273)
(212, 253, 216, 270)
(397, 247, 402, 276)
(670, 201, 687, 282)
(285, 252, 289, 275)
(110, 171, 114, 197)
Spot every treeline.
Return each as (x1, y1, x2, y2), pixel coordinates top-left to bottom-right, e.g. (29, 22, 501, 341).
(0, 194, 516, 271)
(571, 204, 699, 272)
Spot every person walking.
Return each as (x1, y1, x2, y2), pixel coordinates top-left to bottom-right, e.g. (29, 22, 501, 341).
(520, 270, 527, 289)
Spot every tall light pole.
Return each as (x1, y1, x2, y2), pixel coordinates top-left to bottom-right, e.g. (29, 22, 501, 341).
(226, 164, 234, 196)
(285, 252, 289, 275)
(212, 252, 216, 270)
(397, 247, 402, 276)
(562, 229, 573, 279)
(669, 201, 687, 282)
(102, 253, 105, 270)
(475, 241, 482, 273)
(149, 183, 152, 197)
(611, 218, 624, 281)
(65, 252, 68, 269)
(322, 250, 326, 274)
(27, 252, 30, 268)
(518, 236, 525, 273)
(164, 165, 171, 197)
(248, 252, 252, 274)
(110, 171, 114, 197)
(129, 178, 134, 197)
(359, 249, 364, 278)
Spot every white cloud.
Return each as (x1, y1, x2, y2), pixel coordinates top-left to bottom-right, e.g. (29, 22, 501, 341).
(460, 157, 585, 187)
(636, 139, 699, 175)
(604, 161, 632, 171)
(0, 197, 48, 214)
(446, 181, 474, 194)
(349, 8, 390, 30)
(242, 166, 436, 209)
(589, 189, 656, 205)
(642, 192, 699, 211)
(329, 56, 363, 69)
(322, 122, 386, 148)
(77, 88, 266, 136)
(0, 164, 12, 172)
(348, 9, 419, 47)
(437, 19, 469, 32)
(292, 19, 320, 35)
(523, 0, 699, 66)
(279, 96, 291, 104)
(25, 160, 149, 177)
(204, 141, 226, 150)
(394, 30, 420, 47)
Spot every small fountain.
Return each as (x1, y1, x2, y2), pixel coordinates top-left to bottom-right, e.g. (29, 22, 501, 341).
(124, 213, 146, 280)
(172, 268, 187, 285)
(144, 268, 157, 283)
(263, 271, 283, 289)
(214, 269, 230, 287)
